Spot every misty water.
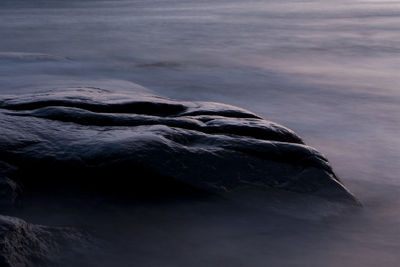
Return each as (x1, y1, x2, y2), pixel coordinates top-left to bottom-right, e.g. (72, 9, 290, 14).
(1, 0, 400, 266)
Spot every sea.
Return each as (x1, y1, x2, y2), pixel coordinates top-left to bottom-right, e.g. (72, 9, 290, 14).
(1, 0, 399, 266)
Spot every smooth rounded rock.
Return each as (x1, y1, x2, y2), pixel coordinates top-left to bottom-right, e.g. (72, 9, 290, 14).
(0, 88, 357, 204)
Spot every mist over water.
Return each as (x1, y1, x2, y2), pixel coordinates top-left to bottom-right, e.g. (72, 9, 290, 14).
(1, 0, 400, 266)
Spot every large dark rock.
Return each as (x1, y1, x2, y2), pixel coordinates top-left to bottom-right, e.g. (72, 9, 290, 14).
(0, 88, 357, 204)
(0, 87, 359, 266)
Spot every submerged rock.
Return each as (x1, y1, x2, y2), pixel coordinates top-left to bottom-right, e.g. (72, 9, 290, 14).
(0, 88, 357, 204)
(0, 215, 92, 267)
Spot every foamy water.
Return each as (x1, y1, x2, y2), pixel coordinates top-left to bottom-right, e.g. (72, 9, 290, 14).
(1, 0, 400, 266)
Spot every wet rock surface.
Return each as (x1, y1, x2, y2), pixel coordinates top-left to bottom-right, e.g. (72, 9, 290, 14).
(0, 88, 357, 266)
(0, 215, 92, 267)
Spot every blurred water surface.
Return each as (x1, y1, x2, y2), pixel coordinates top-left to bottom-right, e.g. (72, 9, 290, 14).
(1, 0, 400, 266)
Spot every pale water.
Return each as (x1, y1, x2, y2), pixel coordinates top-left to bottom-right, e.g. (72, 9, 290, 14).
(1, 0, 400, 266)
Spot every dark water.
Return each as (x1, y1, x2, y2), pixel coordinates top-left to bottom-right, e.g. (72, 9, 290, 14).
(1, 0, 400, 266)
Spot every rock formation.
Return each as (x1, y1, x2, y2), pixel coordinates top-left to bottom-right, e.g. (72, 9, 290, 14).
(0, 87, 358, 266)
